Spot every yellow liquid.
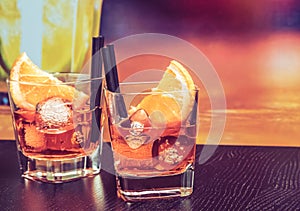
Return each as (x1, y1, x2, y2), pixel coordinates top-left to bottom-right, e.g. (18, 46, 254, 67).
(0, 0, 102, 80)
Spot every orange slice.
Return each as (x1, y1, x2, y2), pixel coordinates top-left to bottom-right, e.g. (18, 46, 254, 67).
(156, 60, 196, 121)
(133, 60, 195, 133)
(137, 92, 181, 126)
(9, 52, 88, 110)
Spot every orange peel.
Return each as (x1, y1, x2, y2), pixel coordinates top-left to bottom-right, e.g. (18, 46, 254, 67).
(9, 53, 88, 110)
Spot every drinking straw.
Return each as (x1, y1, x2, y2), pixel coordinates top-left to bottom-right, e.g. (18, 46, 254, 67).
(102, 44, 128, 118)
(90, 36, 104, 143)
(102, 44, 120, 92)
(189, 90, 199, 125)
(91, 36, 104, 82)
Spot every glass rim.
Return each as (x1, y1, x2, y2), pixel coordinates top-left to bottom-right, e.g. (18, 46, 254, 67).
(6, 72, 103, 86)
(104, 81, 199, 96)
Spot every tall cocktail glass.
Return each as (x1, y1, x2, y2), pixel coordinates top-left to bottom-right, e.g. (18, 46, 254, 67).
(0, 0, 103, 80)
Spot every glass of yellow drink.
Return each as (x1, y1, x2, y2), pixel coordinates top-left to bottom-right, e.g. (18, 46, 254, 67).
(0, 0, 103, 80)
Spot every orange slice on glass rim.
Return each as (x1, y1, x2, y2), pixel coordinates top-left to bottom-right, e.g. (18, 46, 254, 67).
(136, 60, 196, 129)
(156, 60, 196, 120)
(9, 52, 88, 110)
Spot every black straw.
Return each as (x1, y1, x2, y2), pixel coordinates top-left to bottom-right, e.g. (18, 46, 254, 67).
(91, 36, 104, 80)
(186, 90, 199, 137)
(102, 45, 120, 92)
(102, 44, 127, 118)
(90, 36, 104, 143)
(189, 90, 198, 125)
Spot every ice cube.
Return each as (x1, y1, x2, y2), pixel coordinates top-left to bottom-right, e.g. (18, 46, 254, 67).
(118, 109, 157, 149)
(159, 147, 183, 165)
(129, 121, 144, 136)
(35, 97, 73, 133)
(125, 134, 150, 149)
(153, 136, 184, 165)
(46, 129, 82, 152)
(24, 124, 46, 151)
(126, 108, 156, 143)
(129, 109, 151, 131)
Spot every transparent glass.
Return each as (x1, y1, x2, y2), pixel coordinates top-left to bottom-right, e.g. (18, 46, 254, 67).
(104, 82, 199, 201)
(7, 73, 103, 183)
(0, 0, 103, 80)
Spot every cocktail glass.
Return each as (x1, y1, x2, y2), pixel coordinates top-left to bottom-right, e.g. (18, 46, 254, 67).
(104, 81, 199, 201)
(7, 72, 103, 183)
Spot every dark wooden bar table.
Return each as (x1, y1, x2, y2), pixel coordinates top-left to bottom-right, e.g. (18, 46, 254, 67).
(1, 140, 300, 210)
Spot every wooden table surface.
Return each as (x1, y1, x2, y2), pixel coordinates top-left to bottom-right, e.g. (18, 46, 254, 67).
(0, 140, 299, 210)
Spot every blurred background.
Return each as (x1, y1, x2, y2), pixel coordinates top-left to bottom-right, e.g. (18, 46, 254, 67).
(1, 0, 300, 146)
(100, 0, 300, 146)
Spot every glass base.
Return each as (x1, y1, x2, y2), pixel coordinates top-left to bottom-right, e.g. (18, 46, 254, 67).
(18, 149, 101, 183)
(116, 165, 194, 201)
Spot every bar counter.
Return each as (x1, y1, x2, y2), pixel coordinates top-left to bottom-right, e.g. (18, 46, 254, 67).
(0, 140, 299, 210)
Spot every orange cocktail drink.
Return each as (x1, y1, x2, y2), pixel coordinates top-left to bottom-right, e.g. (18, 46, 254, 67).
(105, 60, 199, 201)
(7, 53, 103, 183)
